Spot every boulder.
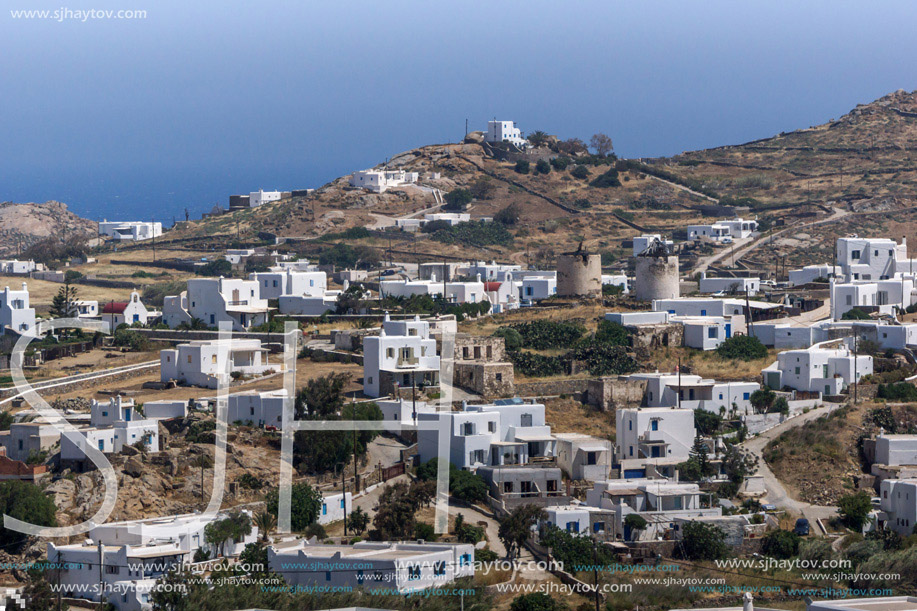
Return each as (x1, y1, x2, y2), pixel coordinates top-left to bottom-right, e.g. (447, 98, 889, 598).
(124, 458, 143, 478)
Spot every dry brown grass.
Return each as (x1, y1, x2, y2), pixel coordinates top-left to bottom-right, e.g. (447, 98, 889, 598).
(545, 397, 614, 439)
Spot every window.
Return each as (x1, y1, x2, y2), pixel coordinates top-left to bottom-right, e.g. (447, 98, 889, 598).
(460, 553, 472, 566)
(386, 348, 394, 358)
(322, 504, 327, 515)
(106, 566, 119, 574)
(743, 392, 750, 400)
(795, 367, 800, 375)
(700, 309, 707, 316)
(434, 561, 446, 576)
(187, 355, 192, 364)
(628, 421, 632, 430)
(488, 422, 496, 433)
(586, 452, 597, 465)
(852, 250, 861, 260)
(408, 565, 421, 580)
(212, 355, 217, 364)
(708, 327, 717, 339)
(340, 499, 345, 509)
(651, 420, 658, 431)
(325, 571, 331, 582)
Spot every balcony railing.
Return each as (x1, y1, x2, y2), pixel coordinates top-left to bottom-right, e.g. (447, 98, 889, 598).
(396, 355, 419, 368)
(227, 300, 249, 306)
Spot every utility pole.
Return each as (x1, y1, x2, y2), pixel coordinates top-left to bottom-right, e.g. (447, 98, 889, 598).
(342, 464, 348, 536)
(593, 538, 600, 611)
(745, 287, 754, 338)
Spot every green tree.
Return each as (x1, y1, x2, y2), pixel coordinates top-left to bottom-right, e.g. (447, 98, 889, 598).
(762, 529, 801, 559)
(253, 510, 276, 544)
(499, 504, 546, 559)
(679, 521, 728, 560)
(535, 159, 551, 175)
(469, 177, 496, 200)
(0, 482, 56, 551)
(372, 481, 419, 540)
(150, 568, 197, 610)
(527, 131, 550, 147)
(772, 396, 790, 415)
(590, 133, 614, 157)
(717, 335, 768, 361)
(265, 483, 322, 532)
(444, 188, 473, 211)
(842, 307, 872, 320)
(694, 409, 723, 436)
(50, 281, 79, 318)
(511, 592, 569, 611)
(335, 283, 366, 314)
(494, 327, 523, 351)
(571, 165, 590, 180)
(295, 373, 350, 418)
(348, 506, 370, 535)
(494, 203, 521, 226)
(750, 388, 777, 414)
(204, 511, 252, 557)
(838, 491, 873, 530)
(589, 168, 621, 188)
(515, 160, 530, 174)
(624, 513, 648, 540)
(454, 513, 485, 544)
(450, 468, 488, 503)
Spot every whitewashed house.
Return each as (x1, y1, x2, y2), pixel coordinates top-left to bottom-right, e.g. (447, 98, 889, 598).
(615, 407, 695, 478)
(250, 269, 327, 300)
(268, 540, 474, 594)
(585, 479, 721, 540)
(60, 397, 159, 464)
(521, 275, 557, 301)
(350, 169, 419, 193)
(163, 277, 269, 331)
(831, 276, 917, 320)
(875, 435, 917, 468)
(141, 400, 187, 420)
(0, 259, 37, 275)
(653, 297, 780, 319)
(417, 399, 555, 469)
(376, 397, 437, 427)
(75, 300, 100, 319)
(627, 372, 760, 415)
(101, 291, 151, 326)
(788, 263, 836, 286)
(98, 221, 163, 242)
(49, 510, 258, 611)
(602, 274, 630, 294)
(879, 478, 917, 536)
(0, 423, 59, 462)
(761, 339, 872, 397)
(698, 274, 761, 296)
(160, 339, 279, 389)
(464, 261, 522, 282)
(554, 433, 612, 481)
(227, 389, 287, 427)
(379, 275, 487, 305)
(0, 283, 36, 336)
(249, 189, 283, 207)
(277, 291, 342, 316)
(363, 315, 440, 398)
(318, 491, 353, 525)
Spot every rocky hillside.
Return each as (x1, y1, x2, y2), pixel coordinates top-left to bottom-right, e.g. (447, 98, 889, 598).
(0, 201, 95, 257)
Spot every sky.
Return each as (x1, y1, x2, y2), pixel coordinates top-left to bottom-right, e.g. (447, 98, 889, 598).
(1, 0, 917, 223)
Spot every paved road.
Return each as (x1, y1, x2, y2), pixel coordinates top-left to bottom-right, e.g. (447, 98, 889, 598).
(694, 237, 753, 274)
(741, 403, 842, 532)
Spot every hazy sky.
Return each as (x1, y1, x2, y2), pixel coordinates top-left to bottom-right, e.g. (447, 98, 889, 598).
(2, 0, 917, 221)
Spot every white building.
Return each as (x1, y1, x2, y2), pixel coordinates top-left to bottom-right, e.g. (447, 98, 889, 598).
(653, 297, 779, 319)
(0, 283, 36, 336)
(464, 261, 523, 282)
(616, 407, 696, 475)
(585, 479, 721, 540)
(224, 249, 255, 265)
(788, 263, 836, 286)
(680, 315, 742, 351)
(698, 274, 761, 296)
(831, 276, 917, 320)
(249, 189, 283, 207)
(807, 597, 917, 611)
(363, 315, 440, 398)
(633, 235, 673, 257)
(484, 120, 526, 147)
(141, 400, 187, 420)
(160, 339, 280, 389)
(318, 491, 353, 525)
(163, 277, 269, 331)
(836, 236, 907, 281)
(250, 269, 327, 300)
(875, 435, 917, 468)
(521, 275, 557, 301)
(0, 423, 59, 462)
(227, 389, 287, 427)
(761, 339, 872, 397)
(277, 291, 342, 316)
(376, 398, 437, 427)
(628, 372, 760, 415)
(99, 221, 163, 242)
(379, 276, 487, 305)
(350, 169, 419, 194)
(268, 539, 474, 594)
(687, 218, 757, 242)
(554, 433, 612, 481)
(543, 505, 605, 536)
(49, 510, 258, 611)
(879, 478, 917, 536)
(0, 259, 37, 275)
(75, 300, 100, 318)
(60, 397, 159, 464)
(418, 399, 555, 469)
(101, 291, 151, 326)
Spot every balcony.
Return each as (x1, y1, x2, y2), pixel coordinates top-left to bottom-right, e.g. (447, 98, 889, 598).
(396, 355, 419, 368)
(227, 300, 249, 306)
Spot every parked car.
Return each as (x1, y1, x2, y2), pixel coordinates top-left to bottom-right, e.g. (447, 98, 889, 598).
(794, 518, 810, 536)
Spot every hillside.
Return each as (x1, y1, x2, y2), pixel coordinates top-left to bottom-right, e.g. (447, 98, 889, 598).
(156, 89, 917, 271)
(0, 201, 95, 257)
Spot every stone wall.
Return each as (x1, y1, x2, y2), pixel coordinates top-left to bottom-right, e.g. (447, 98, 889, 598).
(514, 378, 590, 399)
(586, 376, 647, 411)
(454, 362, 514, 398)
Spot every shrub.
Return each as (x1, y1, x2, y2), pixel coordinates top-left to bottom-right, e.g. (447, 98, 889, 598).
(431, 221, 514, 247)
(594, 320, 629, 346)
(550, 156, 571, 170)
(571, 165, 590, 180)
(509, 352, 566, 377)
(877, 383, 917, 402)
(515, 160, 530, 174)
(506, 320, 585, 350)
(842, 307, 872, 320)
(679, 521, 728, 560)
(511, 593, 569, 611)
(762, 529, 801, 559)
(716, 335, 767, 361)
(414, 522, 438, 541)
(535, 159, 551, 175)
(444, 188, 473, 210)
(494, 327, 523, 351)
(568, 341, 638, 376)
(494, 203, 521, 226)
(589, 168, 621, 188)
(838, 491, 873, 530)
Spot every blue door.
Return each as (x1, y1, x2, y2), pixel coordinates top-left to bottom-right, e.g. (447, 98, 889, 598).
(98, 440, 105, 451)
(725, 323, 731, 338)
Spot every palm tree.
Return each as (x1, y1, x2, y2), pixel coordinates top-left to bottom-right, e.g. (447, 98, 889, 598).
(527, 130, 550, 147)
(254, 510, 276, 545)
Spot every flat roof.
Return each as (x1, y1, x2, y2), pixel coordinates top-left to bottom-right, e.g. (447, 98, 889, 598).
(809, 598, 917, 611)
